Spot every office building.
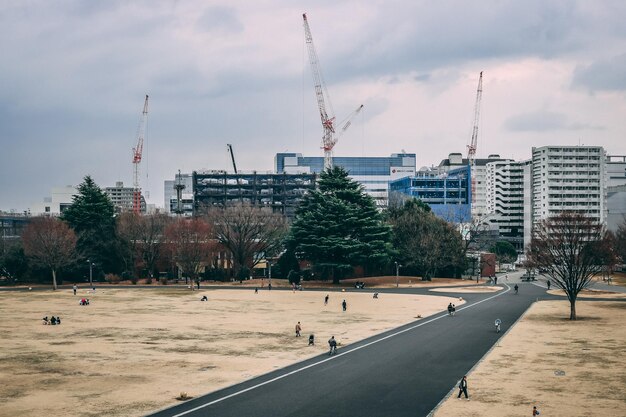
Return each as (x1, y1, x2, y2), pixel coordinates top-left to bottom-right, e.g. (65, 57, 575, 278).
(164, 173, 194, 216)
(437, 153, 508, 219)
(389, 165, 472, 223)
(192, 171, 317, 218)
(275, 153, 416, 206)
(30, 186, 77, 215)
(606, 155, 626, 232)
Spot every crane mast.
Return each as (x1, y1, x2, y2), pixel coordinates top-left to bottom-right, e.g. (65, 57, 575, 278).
(132, 95, 149, 214)
(466, 72, 483, 217)
(303, 13, 336, 170)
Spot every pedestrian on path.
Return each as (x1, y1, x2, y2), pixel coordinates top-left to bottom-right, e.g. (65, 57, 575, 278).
(451, 304, 456, 316)
(295, 322, 302, 337)
(514, 284, 519, 294)
(447, 303, 453, 316)
(547, 280, 551, 290)
(73, 285, 77, 295)
(457, 375, 469, 400)
(494, 276, 498, 285)
(324, 294, 329, 305)
(342, 299, 347, 312)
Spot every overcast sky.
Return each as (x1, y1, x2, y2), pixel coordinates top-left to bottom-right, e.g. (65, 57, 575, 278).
(1, 0, 625, 212)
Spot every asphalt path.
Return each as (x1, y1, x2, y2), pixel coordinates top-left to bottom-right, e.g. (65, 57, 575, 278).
(146, 282, 551, 417)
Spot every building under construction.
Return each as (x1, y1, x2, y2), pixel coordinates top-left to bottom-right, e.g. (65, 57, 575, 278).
(192, 171, 317, 218)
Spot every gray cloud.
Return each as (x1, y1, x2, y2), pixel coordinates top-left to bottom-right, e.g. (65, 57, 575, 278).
(196, 6, 243, 34)
(572, 53, 626, 92)
(504, 110, 604, 132)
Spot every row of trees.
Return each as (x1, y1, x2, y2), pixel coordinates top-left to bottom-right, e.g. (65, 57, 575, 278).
(3, 169, 625, 321)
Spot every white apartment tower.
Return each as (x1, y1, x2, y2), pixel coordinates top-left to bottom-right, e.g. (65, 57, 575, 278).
(529, 145, 607, 228)
(485, 160, 529, 249)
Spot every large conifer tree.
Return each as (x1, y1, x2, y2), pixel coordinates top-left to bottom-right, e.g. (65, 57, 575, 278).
(62, 175, 121, 274)
(288, 167, 391, 283)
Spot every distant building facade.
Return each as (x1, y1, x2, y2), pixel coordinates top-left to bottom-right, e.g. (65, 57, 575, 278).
(389, 165, 472, 223)
(164, 173, 194, 216)
(437, 152, 508, 219)
(104, 182, 146, 213)
(164, 173, 194, 215)
(485, 160, 530, 250)
(30, 186, 77, 215)
(275, 153, 416, 206)
(192, 171, 317, 218)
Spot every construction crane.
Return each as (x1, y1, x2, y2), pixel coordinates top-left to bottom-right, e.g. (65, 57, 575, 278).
(466, 72, 483, 216)
(227, 144, 238, 174)
(302, 13, 362, 170)
(132, 95, 149, 214)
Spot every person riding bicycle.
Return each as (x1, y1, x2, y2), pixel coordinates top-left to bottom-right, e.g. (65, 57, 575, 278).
(514, 284, 519, 294)
(328, 336, 337, 355)
(494, 318, 501, 333)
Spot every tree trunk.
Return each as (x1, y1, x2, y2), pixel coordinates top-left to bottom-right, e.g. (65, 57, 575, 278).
(52, 268, 58, 291)
(569, 297, 577, 320)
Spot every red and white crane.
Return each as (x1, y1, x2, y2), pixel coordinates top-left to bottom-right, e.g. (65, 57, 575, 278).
(302, 13, 362, 170)
(132, 94, 149, 214)
(466, 72, 483, 215)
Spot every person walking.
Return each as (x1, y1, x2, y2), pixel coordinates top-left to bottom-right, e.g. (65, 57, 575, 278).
(514, 284, 519, 294)
(328, 336, 337, 355)
(547, 280, 551, 290)
(342, 299, 347, 312)
(295, 322, 302, 337)
(457, 375, 469, 400)
(447, 303, 453, 316)
(494, 276, 498, 285)
(451, 304, 456, 316)
(72, 284, 77, 295)
(324, 294, 329, 305)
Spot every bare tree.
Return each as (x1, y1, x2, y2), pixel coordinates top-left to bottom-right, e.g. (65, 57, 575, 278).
(206, 204, 287, 279)
(116, 212, 143, 277)
(22, 217, 77, 290)
(526, 212, 615, 320)
(138, 214, 170, 279)
(164, 218, 213, 286)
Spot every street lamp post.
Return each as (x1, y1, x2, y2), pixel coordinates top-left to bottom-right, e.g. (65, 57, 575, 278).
(87, 259, 93, 286)
(395, 262, 402, 288)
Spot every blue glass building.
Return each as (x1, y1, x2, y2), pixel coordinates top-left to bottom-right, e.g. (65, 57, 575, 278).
(275, 153, 416, 206)
(389, 165, 472, 223)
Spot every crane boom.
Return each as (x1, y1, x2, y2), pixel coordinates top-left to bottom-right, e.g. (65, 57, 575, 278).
(227, 144, 238, 174)
(466, 72, 483, 217)
(132, 94, 149, 214)
(303, 13, 336, 170)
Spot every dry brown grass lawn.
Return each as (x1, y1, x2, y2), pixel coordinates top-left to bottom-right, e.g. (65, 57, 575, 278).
(433, 301, 626, 417)
(0, 287, 459, 417)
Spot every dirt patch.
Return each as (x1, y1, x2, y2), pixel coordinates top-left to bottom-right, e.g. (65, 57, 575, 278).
(433, 301, 626, 417)
(0, 288, 458, 417)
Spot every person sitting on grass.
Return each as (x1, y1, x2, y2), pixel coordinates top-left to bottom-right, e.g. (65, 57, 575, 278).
(42, 316, 49, 325)
(308, 334, 315, 346)
(200, 295, 208, 301)
(50, 316, 57, 325)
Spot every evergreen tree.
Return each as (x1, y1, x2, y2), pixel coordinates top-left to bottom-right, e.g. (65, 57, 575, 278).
(61, 175, 121, 274)
(288, 167, 391, 283)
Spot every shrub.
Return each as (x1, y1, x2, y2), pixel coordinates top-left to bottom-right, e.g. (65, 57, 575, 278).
(159, 277, 168, 285)
(145, 277, 152, 285)
(105, 274, 121, 284)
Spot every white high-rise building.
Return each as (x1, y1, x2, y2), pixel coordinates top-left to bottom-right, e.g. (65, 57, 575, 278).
(525, 146, 607, 241)
(485, 160, 530, 249)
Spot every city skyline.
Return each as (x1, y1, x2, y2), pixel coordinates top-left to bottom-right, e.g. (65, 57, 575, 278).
(1, 1, 626, 212)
